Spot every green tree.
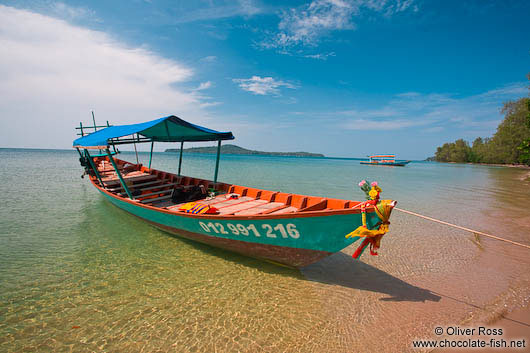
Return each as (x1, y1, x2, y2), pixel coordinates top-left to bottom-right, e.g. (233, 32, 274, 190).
(517, 98, 530, 165)
(487, 97, 530, 164)
(470, 137, 484, 163)
(434, 139, 472, 163)
(434, 74, 530, 165)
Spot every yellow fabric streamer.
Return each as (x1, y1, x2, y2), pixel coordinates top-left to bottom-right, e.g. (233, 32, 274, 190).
(345, 199, 394, 239)
(178, 202, 217, 214)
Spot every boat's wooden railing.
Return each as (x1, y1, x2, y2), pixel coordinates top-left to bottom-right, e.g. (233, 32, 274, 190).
(92, 156, 364, 215)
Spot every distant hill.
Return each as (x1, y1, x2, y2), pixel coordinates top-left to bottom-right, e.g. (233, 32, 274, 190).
(165, 144, 324, 157)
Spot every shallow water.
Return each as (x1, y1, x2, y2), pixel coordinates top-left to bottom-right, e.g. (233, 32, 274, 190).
(1, 149, 529, 352)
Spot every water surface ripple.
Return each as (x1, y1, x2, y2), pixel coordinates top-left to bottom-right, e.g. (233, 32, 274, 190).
(1, 149, 529, 352)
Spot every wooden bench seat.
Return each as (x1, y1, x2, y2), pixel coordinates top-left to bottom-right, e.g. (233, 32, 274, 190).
(135, 182, 177, 193)
(139, 195, 172, 204)
(218, 200, 268, 215)
(107, 179, 164, 192)
(102, 171, 146, 181)
(268, 206, 298, 214)
(118, 183, 177, 197)
(103, 173, 156, 186)
(234, 202, 285, 215)
(137, 189, 173, 200)
(206, 196, 253, 208)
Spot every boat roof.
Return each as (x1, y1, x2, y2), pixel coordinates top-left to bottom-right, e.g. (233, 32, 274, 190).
(369, 155, 395, 158)
(73, 115, 234, 149)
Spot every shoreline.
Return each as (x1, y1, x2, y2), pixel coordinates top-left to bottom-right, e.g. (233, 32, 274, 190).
(433, 161, 530, 169)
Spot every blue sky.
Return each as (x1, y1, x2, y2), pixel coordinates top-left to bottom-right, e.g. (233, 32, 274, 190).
(0, 0, 528, 158)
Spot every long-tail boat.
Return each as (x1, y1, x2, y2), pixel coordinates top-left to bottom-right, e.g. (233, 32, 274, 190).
(73, 115, 397, 268)
(360, 155, 411, 166)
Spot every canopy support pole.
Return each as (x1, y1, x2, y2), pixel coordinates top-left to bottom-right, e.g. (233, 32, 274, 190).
(178, 141, 184, 176)
(148, 141, 154, 169)
(214, 140, 221, 184)
(108, 121, 117, 153)
(133, 134, 139, 165)
(84, 149, 104, 187)
(106, 148, 133, 199)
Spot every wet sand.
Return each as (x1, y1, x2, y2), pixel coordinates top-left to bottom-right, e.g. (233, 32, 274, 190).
(434, 305, 530, 353)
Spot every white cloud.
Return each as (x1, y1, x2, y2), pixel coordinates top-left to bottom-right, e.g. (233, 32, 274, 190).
(50, 2, 98, 21)
(303, 51, 336, 60)
(339, 107, 400, 118)
(332, 82, 528, 131)
(237, 0, 261, 16)
(0, 5, 215, 148)
(172, 0, 262, 24)
(342, 118, 420, 130)
(232, 76, 297, 96)
(200, 55, 218, 63)
(199, 101, 222, 108)
(261, 0, 415, 51)
(195, 81, 213, 91)
(475, 82, 528, 98)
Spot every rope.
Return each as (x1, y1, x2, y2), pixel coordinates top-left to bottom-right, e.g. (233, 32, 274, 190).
(394, 207, 530, 250)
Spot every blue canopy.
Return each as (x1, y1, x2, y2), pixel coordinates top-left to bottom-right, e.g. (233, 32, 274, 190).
(73, 115, 234, 148)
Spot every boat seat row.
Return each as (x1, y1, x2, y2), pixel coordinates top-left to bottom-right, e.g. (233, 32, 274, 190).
(107, 179, 165, 192)
(95, 157, 360, 214)
(102, 173, 156, 186)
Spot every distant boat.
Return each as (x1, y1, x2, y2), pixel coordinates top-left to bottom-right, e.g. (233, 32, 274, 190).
(360, 155, 411, 167)
(73, 115, 397, 268)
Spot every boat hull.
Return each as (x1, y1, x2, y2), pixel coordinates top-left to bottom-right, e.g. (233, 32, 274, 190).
(96, 187, 381, 267)
(145, 219, 332, 267)
(360, 161, 410, 166)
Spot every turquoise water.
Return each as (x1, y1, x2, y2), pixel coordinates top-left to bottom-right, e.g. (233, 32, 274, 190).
(1, 148, 530, 352)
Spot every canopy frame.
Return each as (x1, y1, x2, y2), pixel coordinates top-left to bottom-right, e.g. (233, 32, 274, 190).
(74, 115, 233, 194)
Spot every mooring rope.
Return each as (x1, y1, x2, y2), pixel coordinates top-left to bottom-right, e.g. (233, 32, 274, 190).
(394, 207, 530, 250)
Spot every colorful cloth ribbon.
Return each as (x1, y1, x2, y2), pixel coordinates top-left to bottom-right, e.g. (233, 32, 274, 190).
(345, 199, 394, 259)
(178, 202, 219, 214)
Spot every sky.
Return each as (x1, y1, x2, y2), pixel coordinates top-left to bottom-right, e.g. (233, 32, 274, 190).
(0, 0, 528, 159)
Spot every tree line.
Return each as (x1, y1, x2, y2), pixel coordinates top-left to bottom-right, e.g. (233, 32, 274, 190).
(434, 77, 530, 165)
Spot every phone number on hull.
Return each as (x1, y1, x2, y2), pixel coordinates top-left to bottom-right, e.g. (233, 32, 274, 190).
(198, 221, 300, 239)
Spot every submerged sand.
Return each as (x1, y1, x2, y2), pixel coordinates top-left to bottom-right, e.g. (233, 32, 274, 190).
(1, 151, 530, 352)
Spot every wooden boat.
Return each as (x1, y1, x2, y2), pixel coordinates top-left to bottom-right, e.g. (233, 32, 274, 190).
(360, 155, 411, 166)
(74, 116, 396, 268)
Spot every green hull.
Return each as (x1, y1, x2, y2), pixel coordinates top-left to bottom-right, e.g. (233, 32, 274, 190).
(98, 189, 380, 267)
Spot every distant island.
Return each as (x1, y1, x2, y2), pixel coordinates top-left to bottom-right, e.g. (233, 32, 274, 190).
(165, 144, 324, 157)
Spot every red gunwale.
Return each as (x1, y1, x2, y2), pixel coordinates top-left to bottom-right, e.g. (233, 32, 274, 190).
(90, 157, 376, 221)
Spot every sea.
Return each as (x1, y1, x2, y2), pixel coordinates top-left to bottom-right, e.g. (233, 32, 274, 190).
(1, 148, 529, 352)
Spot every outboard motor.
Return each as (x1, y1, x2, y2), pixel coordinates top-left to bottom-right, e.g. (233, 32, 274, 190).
(79, 156, 89, 167)
(78, 155, 94, 176)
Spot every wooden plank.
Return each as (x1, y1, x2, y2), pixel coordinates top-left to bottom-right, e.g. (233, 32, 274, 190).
(268, 206, 298, 214)
(107, 179, 164, 192)
(261, 205, 289, 214)
(102, 170, 146, 180)
(140, 195, 172, 204)
(234, 202, 285, 215)
(136, 182, 177, 192)
(215, 197, 253, 208)
(103, 174, 156, 186)
(154, 199, 174, 208)
(137, 189, 173, 199)
(166, 197, 220, 209)
(219, 200, 268, 215)
(118, 183, 176, 197)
